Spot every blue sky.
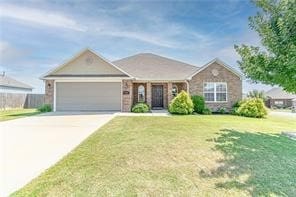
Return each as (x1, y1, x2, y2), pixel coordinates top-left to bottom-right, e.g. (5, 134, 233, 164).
(0, 0, 272, 93)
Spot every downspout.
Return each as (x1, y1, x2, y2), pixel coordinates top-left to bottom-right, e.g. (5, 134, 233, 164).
(185, 80, 190, 94)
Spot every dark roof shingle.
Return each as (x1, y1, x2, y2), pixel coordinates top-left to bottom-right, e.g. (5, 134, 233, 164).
(266, 88, 296, 99)
(113, 53, 199, 80)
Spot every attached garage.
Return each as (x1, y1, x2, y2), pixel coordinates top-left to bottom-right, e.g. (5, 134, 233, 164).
(55, 82, 121, 111)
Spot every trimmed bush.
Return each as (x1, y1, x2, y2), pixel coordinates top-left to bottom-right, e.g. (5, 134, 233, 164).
(231, 101, 241, 115)
(217, 107, 227, 114)
(169, 91, 194, 115)
(191, 95, 205, 114)
(38, 104, 52, 112)
(131, 102, 150, 113)
(202, 107, 212, 115)
(236, 98, 268, 118)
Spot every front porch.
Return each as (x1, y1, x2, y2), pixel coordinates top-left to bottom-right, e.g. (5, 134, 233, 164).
(132, 82, 187, 109)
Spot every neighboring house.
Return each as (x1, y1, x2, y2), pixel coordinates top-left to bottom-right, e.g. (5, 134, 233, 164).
(41, 48, 242, 112)
(265, 87, 296, 108)
(0, 72, 33, 93)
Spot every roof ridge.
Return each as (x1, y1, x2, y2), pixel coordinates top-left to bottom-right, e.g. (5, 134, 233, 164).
(113, 52, 199, 69)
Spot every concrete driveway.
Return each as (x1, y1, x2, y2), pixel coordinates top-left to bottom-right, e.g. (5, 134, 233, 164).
(270, 111, 296, 117)
(0, 112, 115, 196)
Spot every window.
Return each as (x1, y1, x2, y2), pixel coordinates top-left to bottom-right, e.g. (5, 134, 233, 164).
(203, 82, 227, 102)
(172, 85, 178, 97)
(274, 101, 284, 106)
(138, 85, 145, 102)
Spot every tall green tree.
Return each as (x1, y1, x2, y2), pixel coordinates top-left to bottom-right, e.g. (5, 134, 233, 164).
(235, 0, 296, 93)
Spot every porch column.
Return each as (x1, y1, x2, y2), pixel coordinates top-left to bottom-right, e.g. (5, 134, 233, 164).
(122, 80, 133, 112)
(167, 82, 173, 104)
(146, 82, 152, 107)
(185, 80, 190, 94)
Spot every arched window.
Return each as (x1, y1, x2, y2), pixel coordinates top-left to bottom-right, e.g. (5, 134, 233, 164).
(172, 85, 178, 97)
(138, 85, 145, 102)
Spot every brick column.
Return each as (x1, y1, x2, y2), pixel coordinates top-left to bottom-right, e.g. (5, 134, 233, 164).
(45, 80, 54, 107)
(122, 80, 133, 112)
(167, 82, 173, 104)
(146, 82, 151, 108)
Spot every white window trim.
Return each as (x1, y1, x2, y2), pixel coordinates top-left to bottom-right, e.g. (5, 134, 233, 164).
(138, 85, 145, 102)
(203, 82, 228, 103)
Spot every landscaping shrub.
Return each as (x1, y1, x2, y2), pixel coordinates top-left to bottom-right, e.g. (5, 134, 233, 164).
(38, 104, 52, 112)
(236, 98, 268, 118)
(191, 95, 205, 114)
(131, 102, 150, 113)
(202, 107, 212, 115)
(217, 107, 227, 114)
(169, 90, 194, 115)
(231, 101, 241, 115)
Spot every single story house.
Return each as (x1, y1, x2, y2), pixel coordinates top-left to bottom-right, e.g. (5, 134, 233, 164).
(41, 48, 242, 112)
(265, 87, 296, 108)
(0, 72, 33, 93)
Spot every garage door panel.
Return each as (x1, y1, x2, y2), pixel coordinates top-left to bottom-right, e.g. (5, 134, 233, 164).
(56, 82, 121, 111)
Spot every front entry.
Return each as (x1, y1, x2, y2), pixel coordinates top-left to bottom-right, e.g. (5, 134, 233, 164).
(152, 85, 164, 109)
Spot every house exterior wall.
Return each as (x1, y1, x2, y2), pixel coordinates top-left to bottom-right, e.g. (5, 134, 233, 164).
(53, 50, 125, 75)
(132, 83, 147, 104)
(172, 83, 187, 94)
(45, 80, 54, 107)
(122, 79, 133, 112)
(266, 98, 293, 108)
(189, 62, 242, 111)
(131, 82, 186, 110)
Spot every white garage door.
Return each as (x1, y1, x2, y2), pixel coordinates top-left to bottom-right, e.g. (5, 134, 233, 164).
(56, 82, 121, 111)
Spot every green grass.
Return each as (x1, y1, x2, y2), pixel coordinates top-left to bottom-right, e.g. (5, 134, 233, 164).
(12, 115, 296, 196)
(0, 109, 41, 122)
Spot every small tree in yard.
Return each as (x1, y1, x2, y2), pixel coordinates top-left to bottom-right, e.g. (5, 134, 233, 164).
(191, 95, 205, 114)
(169, 91, 194, 115)
(236, 98, 268, 118)
(235, 0, 296, 93)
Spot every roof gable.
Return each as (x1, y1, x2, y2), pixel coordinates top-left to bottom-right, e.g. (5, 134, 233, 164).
(113, 53, 199, 80)
(266, 87, 296, 99)
(41, 49, 131, 79)
(187, 58, 242, 80)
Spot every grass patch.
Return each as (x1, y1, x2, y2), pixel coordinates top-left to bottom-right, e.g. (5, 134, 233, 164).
(12, 115, 296, 196)
(0, 109, 41, 122)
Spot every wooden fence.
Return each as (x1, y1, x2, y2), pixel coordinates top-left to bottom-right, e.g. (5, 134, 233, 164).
(0, 93, 45, 110)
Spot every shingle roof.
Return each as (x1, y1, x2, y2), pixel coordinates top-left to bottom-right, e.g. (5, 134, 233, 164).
(0, 74, 33, 90)
(113, 53, 199, 80)
(266, 88, 296, 99)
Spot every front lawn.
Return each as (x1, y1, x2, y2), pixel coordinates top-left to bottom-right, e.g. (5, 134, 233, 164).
(0, 109, 41, 122)
(13, 115, 296, 196)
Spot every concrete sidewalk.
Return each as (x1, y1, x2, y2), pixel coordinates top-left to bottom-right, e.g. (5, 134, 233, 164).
(117, 110, 170, 116)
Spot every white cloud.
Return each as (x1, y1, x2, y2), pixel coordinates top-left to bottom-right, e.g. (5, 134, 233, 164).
(96, 30, 178, 48)
(0, 4, 86, 31)
(0, 41, 29, 63)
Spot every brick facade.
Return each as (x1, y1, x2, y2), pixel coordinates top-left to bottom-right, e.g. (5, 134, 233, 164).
(46, 63, 241, 112)
(45, 80, 54, 107)
(132, 83, 147, 104)
(122, 79, 133, 112)
(146, 82, 152, 107)
(130, 82, 187, 110)
(189, 62, 242, 111)
(266, 98, 293, 108)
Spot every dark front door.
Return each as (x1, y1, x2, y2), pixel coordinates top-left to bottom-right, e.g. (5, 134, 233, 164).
(152, 85, 164, 108)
